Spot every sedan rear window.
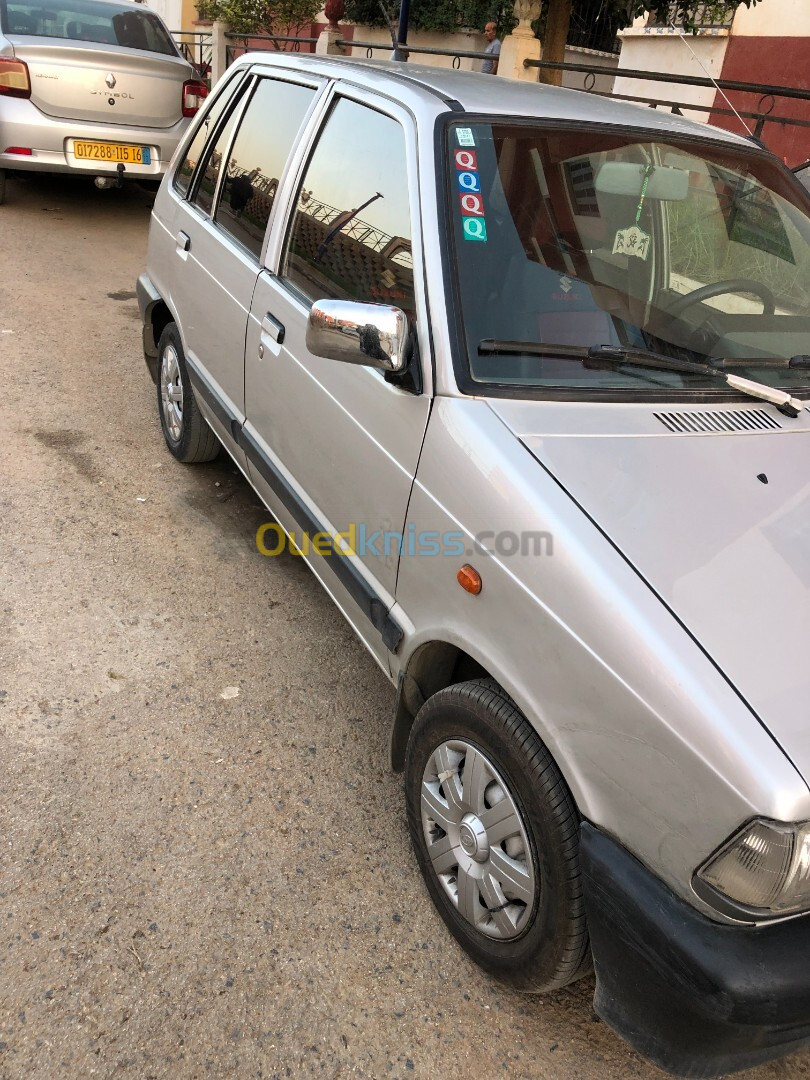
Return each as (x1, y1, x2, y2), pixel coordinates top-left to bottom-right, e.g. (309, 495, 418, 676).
(1, 0, 178, 54)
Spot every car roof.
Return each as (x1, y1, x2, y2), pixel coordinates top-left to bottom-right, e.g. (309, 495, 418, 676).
(235, 52, 754, 151)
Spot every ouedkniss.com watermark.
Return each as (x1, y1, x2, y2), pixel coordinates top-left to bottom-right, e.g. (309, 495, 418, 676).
(256, 523, 553, 558)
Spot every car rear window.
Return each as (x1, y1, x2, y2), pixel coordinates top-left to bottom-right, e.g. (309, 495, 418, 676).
(1, 0, 178, 54)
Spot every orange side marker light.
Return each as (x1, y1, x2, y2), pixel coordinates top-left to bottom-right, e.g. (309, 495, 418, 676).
(457, 564, 482, 595)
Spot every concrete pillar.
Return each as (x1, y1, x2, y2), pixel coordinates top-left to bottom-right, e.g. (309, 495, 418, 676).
(316, 26, 344, 55)
(498, 0, 542, 82)
(209, 19, 229, 86)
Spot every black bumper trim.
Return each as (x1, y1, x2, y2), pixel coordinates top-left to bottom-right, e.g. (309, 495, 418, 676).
(581, 822, 810, 1077)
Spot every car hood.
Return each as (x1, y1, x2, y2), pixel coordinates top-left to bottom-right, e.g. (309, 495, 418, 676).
(489, 398, 810, 782)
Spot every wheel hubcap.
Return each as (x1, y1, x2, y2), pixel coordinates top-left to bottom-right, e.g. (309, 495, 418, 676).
(459, 814, 489, 862)
(160, 344, 183, 442)
(420, 739, 537, 940)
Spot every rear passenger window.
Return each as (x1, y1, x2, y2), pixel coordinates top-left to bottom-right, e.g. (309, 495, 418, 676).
(215, 78, 317, 259)
(174, 74, 243, 198)
(280, 97, 415, 320)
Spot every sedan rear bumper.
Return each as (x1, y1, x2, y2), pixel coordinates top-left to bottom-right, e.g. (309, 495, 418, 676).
(0, 96, 188, 177)
(581, 822, 810, 1077)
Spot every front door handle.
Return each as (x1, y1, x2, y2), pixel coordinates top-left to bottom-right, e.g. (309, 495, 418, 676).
(261, 312, 285, 345)
(176, 230, 191, 252)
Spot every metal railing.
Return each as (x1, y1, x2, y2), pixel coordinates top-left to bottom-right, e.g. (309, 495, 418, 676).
(225, 32, 319, 66)
(172, 29, 212, 77)
(221, 31, 492, 70)
(523, 59, 810, 142)
(337, 38, 491, 67)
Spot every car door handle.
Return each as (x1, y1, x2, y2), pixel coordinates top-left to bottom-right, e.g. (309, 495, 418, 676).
(176, 230, 191, 252)
(261, 313, 285, 345)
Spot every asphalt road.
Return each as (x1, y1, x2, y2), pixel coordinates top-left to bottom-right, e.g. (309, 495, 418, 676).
(1, 171, 808, 1080)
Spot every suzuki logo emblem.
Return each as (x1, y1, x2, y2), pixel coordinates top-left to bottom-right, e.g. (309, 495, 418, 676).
(105, 73, 116, 89)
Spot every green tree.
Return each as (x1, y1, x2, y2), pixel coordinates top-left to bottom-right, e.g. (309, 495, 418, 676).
(342, 0, 756, 41)
(207, 0, 759, 55)
(203, 0, 319, 36)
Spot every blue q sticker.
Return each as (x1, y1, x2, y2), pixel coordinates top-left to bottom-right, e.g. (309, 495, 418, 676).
(462, 217, 488, 242)
(457, 171, 481, 193)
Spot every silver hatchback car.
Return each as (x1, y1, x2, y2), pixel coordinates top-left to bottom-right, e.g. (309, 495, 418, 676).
(0, 0, 206, 202)
(138, 53, 810, 1077)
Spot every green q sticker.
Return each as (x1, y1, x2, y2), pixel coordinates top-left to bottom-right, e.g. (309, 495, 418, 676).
(463, 217, 488, 242)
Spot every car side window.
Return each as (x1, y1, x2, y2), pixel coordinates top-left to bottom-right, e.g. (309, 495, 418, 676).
(174, 74, 243, 198)
(279, 97, 415, 320)
(214, 77, 317, 260)
(190, 86, 248, 216)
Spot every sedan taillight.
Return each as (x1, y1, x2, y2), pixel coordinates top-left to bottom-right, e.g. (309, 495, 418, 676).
(0, 57, 31, 98)
(182, 79, 208, 118)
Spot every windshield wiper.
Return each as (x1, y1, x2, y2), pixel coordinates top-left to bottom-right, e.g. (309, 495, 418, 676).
(710, 354, 810, 369)
(477, 339, 807, 418)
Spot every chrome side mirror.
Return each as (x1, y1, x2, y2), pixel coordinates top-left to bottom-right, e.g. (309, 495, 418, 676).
(306, 299, 409, 374)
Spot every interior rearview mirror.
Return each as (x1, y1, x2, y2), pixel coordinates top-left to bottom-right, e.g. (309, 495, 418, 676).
(306, 299, 409, 374)
(595, 162, 689, 202)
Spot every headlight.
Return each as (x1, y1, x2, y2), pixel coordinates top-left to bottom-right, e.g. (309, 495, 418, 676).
(697, 819, 810, 916)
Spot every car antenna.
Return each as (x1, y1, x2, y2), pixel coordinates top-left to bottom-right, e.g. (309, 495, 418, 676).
(669, 20, 754, 136)
(378, 1, 398, 50)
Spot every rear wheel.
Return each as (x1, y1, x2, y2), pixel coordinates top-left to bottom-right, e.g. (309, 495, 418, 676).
(405, 679, 590, 992)
(156, 323, 219, 463)
(0, 170, 6, 205)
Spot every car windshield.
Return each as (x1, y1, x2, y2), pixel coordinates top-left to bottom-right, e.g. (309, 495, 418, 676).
(445, 121, 810, 395)
(1, 0, 178, 54)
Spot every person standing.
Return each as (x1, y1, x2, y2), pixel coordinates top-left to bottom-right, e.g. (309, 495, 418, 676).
(482, 21, 500, 75)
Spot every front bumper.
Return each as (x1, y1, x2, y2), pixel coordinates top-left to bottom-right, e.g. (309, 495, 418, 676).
(0, 95, 188, 178)
(581, 823, 810, 1077)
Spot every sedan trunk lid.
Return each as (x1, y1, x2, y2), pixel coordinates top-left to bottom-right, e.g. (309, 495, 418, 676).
(9, 37, 190, 128)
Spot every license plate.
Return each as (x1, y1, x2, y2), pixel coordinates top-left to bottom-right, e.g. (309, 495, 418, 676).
(73, 141, 151, 165)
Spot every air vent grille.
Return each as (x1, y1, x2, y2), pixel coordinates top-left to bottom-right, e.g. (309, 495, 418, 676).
(654, 409, 782, 434)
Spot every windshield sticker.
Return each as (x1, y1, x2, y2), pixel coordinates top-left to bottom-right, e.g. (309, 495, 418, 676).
(460, 192, 485, 216)
(455, 145, 487, 241)
(456, 127, 476, 147)
(454, 149, 478, 172)
(457, 171, 481, 193)
(462, 218, 488, 242)
(613, 224, 651, 260)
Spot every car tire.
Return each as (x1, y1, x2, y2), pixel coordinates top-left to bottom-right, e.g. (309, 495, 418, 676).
(405, 678, 590, 992)
(156, 323, 220, 463)
(0, 170, 6, 206)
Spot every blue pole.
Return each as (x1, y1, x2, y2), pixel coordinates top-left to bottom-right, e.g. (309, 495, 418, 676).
(392, 0, 411, 61)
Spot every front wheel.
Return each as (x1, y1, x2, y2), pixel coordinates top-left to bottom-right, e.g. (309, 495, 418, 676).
(405, 679, 590, 992)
